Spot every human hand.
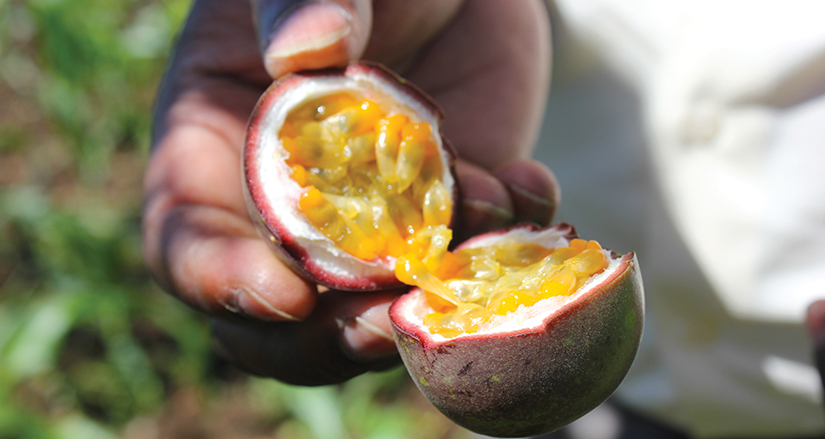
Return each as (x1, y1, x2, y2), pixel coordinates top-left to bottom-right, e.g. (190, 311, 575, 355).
(143, 0, 557, 385)
(806, 301, 825, 402)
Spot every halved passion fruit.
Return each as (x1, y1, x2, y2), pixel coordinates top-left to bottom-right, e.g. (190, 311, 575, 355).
(390, 223, 643, 437)
(244, 62, 644, 438)
(245, 63, 456, 290)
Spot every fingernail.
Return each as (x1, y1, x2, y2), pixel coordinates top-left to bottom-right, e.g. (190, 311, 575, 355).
(459, 198, 514, 239)
(464, 198, 513, 222)
(261, 2, 353, 77)
(342, 303, 397, 361)
(506, 182, 556, 226)
(353, 316, 394, 341)
(234, 286, 301, 321)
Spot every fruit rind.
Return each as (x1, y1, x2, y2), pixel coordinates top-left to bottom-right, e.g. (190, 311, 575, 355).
(244, 63, 457, 291)
(389, 225, 644, 438)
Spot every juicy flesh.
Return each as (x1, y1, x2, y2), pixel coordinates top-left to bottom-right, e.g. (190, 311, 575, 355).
(283, 92, 451, 261)
(395, 238, 610, 338)
(282, 92, 610, 339)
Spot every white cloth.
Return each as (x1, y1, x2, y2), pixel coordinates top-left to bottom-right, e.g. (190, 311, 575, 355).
(536, 1, 825, 437)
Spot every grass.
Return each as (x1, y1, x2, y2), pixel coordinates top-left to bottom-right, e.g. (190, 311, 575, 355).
(0, 0, 464, 437)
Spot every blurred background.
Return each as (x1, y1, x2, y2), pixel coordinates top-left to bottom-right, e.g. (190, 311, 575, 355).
(0, 0, 464, 438)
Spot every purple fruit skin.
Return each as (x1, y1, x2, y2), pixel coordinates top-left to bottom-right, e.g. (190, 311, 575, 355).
(244, 62, 458, 291)
(391, 254, 644, 438)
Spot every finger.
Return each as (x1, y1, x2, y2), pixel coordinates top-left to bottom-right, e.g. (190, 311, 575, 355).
(807, 301, 825, 338)
(144, 106, 317, 321)
(211, 289, 401, 386)
(254, 0, 372, 78)
(493, 159, 560, 227)
(406, 0, 552, 169)
(145, 202, 317, 321)
(146, 17, 316, 321)
(153, 0, 269, 143)
(806, 301, 825, 392)
(255, 0, 466, 78)
(364, 0, 464, 70)
(453, 160, 513, 243)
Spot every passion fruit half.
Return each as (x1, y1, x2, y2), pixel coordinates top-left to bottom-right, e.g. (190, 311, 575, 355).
(244, 62, 456, 290)
(390, 223, 644, 437)
(244, 63, 644, 437)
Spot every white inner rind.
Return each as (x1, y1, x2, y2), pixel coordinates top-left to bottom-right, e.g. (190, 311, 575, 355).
(396, 228, 623, 342)
(253, 71, 453, 280)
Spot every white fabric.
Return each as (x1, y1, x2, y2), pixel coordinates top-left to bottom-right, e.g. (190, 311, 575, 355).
(536, 1, 825, 436)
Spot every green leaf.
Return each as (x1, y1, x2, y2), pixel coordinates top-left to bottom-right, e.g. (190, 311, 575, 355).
(3, 295, 72, 378)
(54, 415, 119, 439)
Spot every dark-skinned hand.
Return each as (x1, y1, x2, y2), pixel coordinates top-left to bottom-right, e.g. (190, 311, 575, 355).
(143, 0, 558, 385)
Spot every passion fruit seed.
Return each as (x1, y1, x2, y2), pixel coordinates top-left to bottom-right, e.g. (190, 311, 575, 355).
(395, 238, 609, 337)
(277, 77, 609, 340)
(389, 227, 644, 438)
(284, 92, 450, 261)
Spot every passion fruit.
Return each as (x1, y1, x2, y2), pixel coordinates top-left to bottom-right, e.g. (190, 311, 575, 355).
(244, 62, 456, 291)
(390, 223, 643, 437)
(244, 62, 644, 438)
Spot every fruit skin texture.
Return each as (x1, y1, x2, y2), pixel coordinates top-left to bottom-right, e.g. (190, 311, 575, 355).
(389, 229, 644, 438)
(244, 62, 457, 291)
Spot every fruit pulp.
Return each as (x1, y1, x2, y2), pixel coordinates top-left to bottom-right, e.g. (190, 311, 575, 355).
(283, 92, 452, 261)
(395, 238, 610, 338)
(281, 90, 610, 339)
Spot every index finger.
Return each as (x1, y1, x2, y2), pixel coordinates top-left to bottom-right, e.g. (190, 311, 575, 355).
(143, 0, 317, 321)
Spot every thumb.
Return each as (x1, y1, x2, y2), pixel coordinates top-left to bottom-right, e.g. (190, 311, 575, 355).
(252, 0, 372, 78)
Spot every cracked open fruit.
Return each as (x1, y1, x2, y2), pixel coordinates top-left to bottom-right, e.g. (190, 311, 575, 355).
(244, 62, 644, 438)
(245, 62, 455, 290)
(390, 223, 643, 437)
